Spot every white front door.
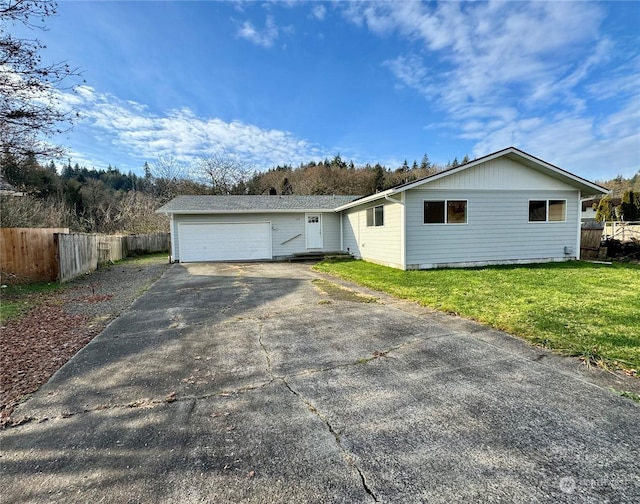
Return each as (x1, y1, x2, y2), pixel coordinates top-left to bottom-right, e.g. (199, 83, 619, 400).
(305, 214, 323, 249)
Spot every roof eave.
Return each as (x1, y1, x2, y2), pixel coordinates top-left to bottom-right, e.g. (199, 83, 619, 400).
(334, 189, 396, 211)
(155, 208, 343, 215)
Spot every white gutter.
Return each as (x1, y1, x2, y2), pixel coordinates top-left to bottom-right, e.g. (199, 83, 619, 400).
(335, 189, 395, 211)
(384, 193, 403, 205)
(576, 191, 582, 261)
(155, 208, 343, 215)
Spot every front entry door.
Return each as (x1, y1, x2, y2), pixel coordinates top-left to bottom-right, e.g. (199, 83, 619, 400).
(305, 213, 323, 249)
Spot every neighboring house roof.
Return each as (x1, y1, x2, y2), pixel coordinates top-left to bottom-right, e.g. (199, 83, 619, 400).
(336, 147, 609, 211)
(156, 195, 361, 214)
(581, 197, 621, 211)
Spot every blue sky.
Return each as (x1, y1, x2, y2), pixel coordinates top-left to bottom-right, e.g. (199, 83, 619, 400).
(19, 0, 640, 180)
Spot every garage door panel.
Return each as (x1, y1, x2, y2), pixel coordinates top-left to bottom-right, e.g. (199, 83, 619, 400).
(179, 223, 271, 262)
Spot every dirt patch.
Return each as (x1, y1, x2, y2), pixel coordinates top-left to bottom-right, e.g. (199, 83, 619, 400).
(312, 278, 378, 304)
(0, 256, 170, 426)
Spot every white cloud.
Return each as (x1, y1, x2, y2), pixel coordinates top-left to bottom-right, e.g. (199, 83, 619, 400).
(383, 54, 428, 90)
(312, 4, 326, 21)
(343, 1, 639, 177)
(61, 87, 323, 171)
(237, 15, 279, 48)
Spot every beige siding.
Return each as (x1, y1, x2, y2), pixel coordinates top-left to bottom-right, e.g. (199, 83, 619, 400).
(404, 189, 579, 268)
(426, 158, 576, 191)
(172, 212, 341, 261)
(342, 199, 403, 268)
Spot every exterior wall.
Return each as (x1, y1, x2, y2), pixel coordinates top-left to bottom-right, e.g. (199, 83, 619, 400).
(404, 188, 579, 269)
(341, 198, 403, 269)
(171, 212, 341, 261)
(424, 157, 577, 191)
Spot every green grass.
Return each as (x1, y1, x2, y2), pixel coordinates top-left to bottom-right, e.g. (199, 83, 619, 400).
(314, 260, 640, 373)
(0, 282, 63, 325)
(119, 252, 170, 265)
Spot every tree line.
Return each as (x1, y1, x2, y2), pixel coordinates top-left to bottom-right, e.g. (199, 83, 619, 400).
(0, 150, 465, 233)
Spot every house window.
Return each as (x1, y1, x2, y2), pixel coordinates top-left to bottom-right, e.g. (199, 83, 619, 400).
(424, 200, 467, 224)
(529, 200, 566, 222)
(366, 205, 384, 227)
(548, 200, 566, 221)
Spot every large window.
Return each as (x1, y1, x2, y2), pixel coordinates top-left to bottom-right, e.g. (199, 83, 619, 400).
(424, 200, 467, 224)
(529, 200, 566, 222)
(366, 205, 384, 227)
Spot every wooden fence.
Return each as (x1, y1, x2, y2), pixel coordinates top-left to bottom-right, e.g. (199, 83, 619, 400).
(580, 222, 604, 260)
(56, 234, 128, 283)
(56, 232, 171, 283)
(125, 233, 171, 255)
(603, 221, 640, 242)
(0, 227, 69, 283)
(1, 228, 170, 284)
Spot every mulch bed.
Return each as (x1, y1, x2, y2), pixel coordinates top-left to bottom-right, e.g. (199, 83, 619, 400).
(0, 257, 170, 427)
(0, 303, 100, 426)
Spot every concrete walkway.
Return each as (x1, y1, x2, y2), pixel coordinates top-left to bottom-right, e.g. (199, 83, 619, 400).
(1, 262, 638, 503)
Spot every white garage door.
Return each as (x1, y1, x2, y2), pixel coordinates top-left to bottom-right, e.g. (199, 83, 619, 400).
(179, 222, 271, 262)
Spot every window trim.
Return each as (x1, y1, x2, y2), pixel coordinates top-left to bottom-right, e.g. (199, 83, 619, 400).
(528, 199, 567, 223)
(423, 199, 468, 225)
(366, 204, 384, 227)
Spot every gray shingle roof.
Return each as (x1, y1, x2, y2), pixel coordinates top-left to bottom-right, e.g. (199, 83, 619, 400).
(156, 195, 362, 214)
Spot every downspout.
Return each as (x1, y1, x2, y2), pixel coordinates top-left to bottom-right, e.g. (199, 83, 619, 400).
(400, 192, 406, 270)
(339, 210, 344, 252)
(576, 192, 582, 261)
(384, 192, 403, 205)
(168, 213, 175, 263)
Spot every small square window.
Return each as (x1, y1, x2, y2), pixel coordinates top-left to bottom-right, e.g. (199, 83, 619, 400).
(447, 201, 467, 224)
(548, 200, 566, 221)
(529, 201, 547, 222)
(424, 201, 445, 224)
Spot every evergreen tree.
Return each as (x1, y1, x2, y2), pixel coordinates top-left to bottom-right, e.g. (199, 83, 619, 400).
(281, 177, 293, 195)
(462, 154, 470, 164)
(620, 190, 640, 221)
(452, 157, 460, 168)
(595, 195, 617, 222)
(373, 164, 385, 192)
(420, 154, 431, 170)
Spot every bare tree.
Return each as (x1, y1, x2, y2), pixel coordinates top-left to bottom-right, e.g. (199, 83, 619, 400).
(115, 192, 169, 234)
(149, 155, 187, 201)
(195, 151, 252, 195)
(0, 193, 77, 228)
(1, 0, 80, 158)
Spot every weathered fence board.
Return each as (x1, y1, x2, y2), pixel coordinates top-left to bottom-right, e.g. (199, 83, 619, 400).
(56, 233, 99, 283)
(125, 233, 171, 255)
(580, 222, 604, 260)
(0, 227, 69, 283)
(56, 232, 170, 283)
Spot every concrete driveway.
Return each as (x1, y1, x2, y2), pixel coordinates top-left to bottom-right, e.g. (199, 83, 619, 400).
(1, 262, 638, 503)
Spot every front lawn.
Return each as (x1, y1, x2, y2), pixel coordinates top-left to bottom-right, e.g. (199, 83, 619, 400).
(314, 260, 640, 373)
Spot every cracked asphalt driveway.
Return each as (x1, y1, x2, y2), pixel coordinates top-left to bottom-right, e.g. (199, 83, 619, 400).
(1, 262, 639, 503)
